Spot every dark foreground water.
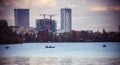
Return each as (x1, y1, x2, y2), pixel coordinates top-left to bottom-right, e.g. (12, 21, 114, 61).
(0, 42, 120, 65)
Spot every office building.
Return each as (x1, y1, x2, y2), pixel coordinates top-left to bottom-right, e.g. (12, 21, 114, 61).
(36, 19, 56, 32)
(61, 8, 72, 32)
(14, 9, 29, 28)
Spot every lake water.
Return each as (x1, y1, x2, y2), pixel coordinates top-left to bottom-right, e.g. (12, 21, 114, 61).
(0, 42, 120, 58)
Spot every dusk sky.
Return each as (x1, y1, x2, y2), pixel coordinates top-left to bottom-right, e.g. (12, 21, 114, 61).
(0, 0, 120, 32)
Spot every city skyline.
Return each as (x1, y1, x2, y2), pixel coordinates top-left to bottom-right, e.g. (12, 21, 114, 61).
(0, 0, 120, 32)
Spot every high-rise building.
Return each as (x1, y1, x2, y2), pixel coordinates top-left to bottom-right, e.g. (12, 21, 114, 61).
(61, 8, 72, 32)
(36, 19, 56, 32)
(14, 9, 29, 28)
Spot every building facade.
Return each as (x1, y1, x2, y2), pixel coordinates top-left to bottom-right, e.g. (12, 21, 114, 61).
(36, 19, 56, 32)
(61, 8, 72, 32)
(14, 9, 29, 28)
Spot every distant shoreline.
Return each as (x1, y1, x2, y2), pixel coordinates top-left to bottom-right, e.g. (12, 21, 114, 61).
(0, 42, 120, 44)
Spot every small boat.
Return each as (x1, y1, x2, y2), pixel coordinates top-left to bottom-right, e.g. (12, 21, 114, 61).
(103, 44, 106, 47)
(5, 46, 9, 49)
(45, 45, 55, 48)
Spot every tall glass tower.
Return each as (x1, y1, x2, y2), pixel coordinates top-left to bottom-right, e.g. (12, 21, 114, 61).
(14, 9, 29, 28)
(61, 8, 72, 32)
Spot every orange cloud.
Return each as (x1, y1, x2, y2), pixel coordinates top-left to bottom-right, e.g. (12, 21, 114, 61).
(113, 6, 120, 11)
(88, 6, 108, 11)
(88, 5, 120, 11)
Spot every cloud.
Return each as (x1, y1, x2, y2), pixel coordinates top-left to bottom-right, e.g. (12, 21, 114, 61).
(0, 0, 55, 9)
(80, 0, 86, 5)
(68, 4, 77, 8)
(113, 6, 120, 11)
(0, 7, 4, 10)
(0, 0, 10, 6)
(0, 0, 30, 9)
(87, 5, 120, 11)
(13, 0, 30, 8)
(78, 16, 89, 19)
(31, 0, 57, 8)
(88, 6, 108, 11)
(76, 0, 120, 12)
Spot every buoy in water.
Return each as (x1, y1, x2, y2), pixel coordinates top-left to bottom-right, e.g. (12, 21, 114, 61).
(5, 46, 9, 49)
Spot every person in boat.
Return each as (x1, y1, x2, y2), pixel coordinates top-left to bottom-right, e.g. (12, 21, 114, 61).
(45, 45, 55, 48)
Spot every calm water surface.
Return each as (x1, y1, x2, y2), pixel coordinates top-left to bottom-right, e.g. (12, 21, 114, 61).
(0, 42, 120, 58)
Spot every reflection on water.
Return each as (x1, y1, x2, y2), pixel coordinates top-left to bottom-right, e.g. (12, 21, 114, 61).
(0, 57, 120, 65)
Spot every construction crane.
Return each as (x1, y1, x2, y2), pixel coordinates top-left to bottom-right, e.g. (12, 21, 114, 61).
(40, 14, 47, 19)
(49, 15, 55, 20)
(40, 14, 55, 20)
